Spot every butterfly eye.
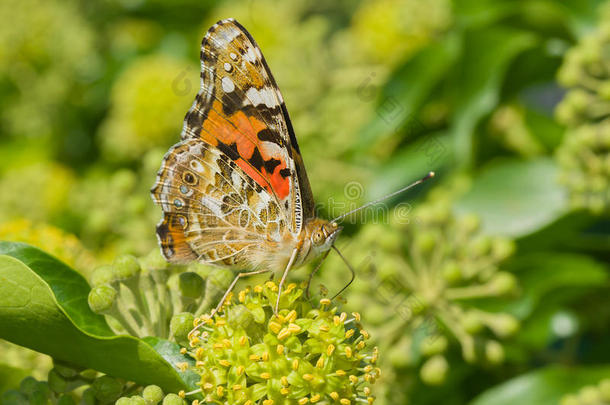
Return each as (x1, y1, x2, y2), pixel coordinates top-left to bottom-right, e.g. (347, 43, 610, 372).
(313, 231, 323, 244)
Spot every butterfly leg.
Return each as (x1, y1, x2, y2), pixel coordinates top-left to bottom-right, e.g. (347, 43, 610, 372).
(211, 268, 271, 318)
(305, 250, 330, 299)
(275, 248, 299, 315)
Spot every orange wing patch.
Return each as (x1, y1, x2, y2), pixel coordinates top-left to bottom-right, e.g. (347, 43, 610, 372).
(156, 213, 198, 263)
(201, 100, 291, 200)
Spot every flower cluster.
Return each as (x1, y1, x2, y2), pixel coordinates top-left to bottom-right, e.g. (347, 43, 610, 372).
(116, 385, 187, 405)
(351, 0, 452, 67)
(0, 162, 74, 225)
(0, 219, 96, 276)
(319, 181, 518, 389)
(561, 379, 610, 405)
(98, 54, 194, 162)
(181, 282, 379, 405)
(0, 0, 99, 141)
(88, 251, 232, 338)
(555, 4, 610, 213)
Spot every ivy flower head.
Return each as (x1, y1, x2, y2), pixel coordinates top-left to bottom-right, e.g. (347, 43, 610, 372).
(183, 282, 378, 405)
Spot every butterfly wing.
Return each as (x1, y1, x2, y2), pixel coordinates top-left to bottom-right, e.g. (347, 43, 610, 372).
(152, 139, 286, 266)
(182, 18, 314, 232)
(152, 18, 313, 267)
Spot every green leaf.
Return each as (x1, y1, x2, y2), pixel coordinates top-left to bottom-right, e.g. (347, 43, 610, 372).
(472, 252, 607, 349)
(455, 158, 569, 238)
(453, 0, 520, 29)
(357, 34, 460, 148)
(508, 252, 607, 318)
(470, 365, 610, 405)
(0, 241, 112, 336)
(0, 243, 194, 393)
(450, 28, 538, 166)
(369, 132, 452, 200)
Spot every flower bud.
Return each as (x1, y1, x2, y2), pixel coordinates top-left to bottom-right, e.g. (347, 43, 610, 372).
(420, 355, 448, 385)
(129, 396, 147, 405)
(414, 230, 437, 254)
(489, 272, 517, 295)
(90, 265, 117, 287)
(170, 312, 194, 347)
(142, 385, 164, 404)
(140, 249, 169, 272)
(491, 238, 515, 262)
(113, 255, 141, 280)
(488, 313, 520, 338)
(441, 261, 462, 283)
(88, 285, 118, 314)
(461, 311, 483, 334)
(458, 213, 480, 234)
(162, 393, 186, 405)
(485, 340, 504, 364)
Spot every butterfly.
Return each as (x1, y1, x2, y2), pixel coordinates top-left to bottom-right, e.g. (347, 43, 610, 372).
(151, 18, 342, 314)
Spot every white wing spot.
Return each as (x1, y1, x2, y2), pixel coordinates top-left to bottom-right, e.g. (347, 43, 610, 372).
(231, 169, 243, 189)
(229, 52, 238, 61)
(222, 76, 235, 93)
(223, 62, 232, 72)
(201, 196, 223, 217)
(245, 47, 257, 63)
(245, 87, 278, 108)
(190, 160, 204, 173)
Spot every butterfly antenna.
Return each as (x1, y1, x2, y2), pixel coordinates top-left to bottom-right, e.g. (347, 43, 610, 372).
(330, 245, 356, 300)
(331, 171, 435, 223)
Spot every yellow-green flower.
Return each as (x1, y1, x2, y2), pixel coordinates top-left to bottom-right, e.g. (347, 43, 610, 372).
(98, 55, 194, 162)
(351, 0, 452, 67)
(0, 219, 96, 275)
(184, 282, 378, 404)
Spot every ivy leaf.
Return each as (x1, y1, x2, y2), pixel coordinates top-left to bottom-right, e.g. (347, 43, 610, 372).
(0, 241, 112, 336)
(450, 28, 538, 166)
(455, 158, 569, 238)
(0, 242, 194, 393)
(470, 365, 610, 405)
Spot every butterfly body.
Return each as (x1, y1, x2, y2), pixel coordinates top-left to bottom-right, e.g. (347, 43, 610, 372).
(151, 18, 340, 292)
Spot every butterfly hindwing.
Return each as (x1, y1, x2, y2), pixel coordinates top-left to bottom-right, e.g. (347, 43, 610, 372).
(152, 139, 287, 266)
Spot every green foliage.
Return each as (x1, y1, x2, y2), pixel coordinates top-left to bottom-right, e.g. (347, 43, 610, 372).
(0, 242, 197, 394)
(1, 0, 610, 404)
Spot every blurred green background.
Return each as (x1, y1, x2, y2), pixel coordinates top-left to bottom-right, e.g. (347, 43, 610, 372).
(1, 0, 610, 404)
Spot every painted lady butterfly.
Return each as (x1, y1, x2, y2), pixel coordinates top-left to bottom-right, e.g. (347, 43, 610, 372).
(151, 18, 341, 314)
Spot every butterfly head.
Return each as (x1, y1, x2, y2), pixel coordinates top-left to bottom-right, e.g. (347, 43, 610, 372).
(304, 218, 342, 257)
